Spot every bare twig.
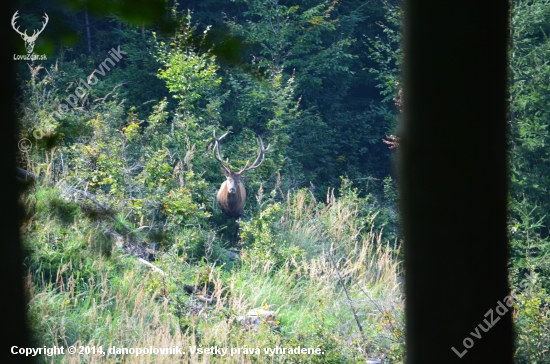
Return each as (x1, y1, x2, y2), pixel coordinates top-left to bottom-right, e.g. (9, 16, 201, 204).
(356, 282, 404, 343)
(311, 222, 370, 357)
(93, 82, 130, 103)
(326, 250, 370, 353)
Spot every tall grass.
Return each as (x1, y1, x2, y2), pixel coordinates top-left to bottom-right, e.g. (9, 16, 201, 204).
(23, 184, 404, 363)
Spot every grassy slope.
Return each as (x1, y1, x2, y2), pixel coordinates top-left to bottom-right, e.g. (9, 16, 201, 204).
(22, 184, 404, 363)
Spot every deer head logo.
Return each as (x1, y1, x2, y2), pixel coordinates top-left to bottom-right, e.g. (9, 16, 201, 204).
(12, 11, 49, 54)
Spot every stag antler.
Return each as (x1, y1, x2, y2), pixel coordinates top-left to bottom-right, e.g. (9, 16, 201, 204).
(238, 136, 270, 174)
(12, 11, 48, 40)
(213, 130, 232, 174)
(11, 11, 25, 37)
(34, 13, 49, 38)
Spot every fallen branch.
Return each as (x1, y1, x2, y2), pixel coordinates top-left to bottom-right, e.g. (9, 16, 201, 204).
(17, 167, 152, 260)
(138, 258, 165, 276)
(16, 167, 37, 182)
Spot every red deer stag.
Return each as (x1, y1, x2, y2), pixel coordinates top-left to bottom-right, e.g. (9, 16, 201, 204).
(213, 131, 270, 238)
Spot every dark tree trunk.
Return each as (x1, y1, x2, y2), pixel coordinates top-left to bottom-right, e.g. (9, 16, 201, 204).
(118, 22, 122, 46)
(85, 7, 92, 53)
(401, 0, 513, 362)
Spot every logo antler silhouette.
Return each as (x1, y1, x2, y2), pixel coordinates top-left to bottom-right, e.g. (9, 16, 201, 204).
(12, 11, 49, 54)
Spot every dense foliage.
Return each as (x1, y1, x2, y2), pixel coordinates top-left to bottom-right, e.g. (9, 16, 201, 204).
(16, 0, 404, 362)
(507, 2, 550, 361)
(14, 0, 550, 362)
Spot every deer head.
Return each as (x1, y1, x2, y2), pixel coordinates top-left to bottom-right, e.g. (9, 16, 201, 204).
(12, 11, 49, 54)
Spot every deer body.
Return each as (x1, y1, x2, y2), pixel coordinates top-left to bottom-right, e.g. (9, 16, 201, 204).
(217, 176, 246, 219)
(213, 131, 269, 238)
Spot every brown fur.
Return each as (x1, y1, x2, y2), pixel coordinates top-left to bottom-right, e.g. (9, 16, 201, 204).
(216, 176, 246, 219)
(213, 131, 269, 238)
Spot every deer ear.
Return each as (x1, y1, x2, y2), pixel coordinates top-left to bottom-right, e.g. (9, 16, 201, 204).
(221, 166, 230, 176)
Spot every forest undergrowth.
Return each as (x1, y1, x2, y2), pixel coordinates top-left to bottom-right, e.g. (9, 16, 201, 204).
(15, 0, 550, 362)
(21, 175, 405, 363)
